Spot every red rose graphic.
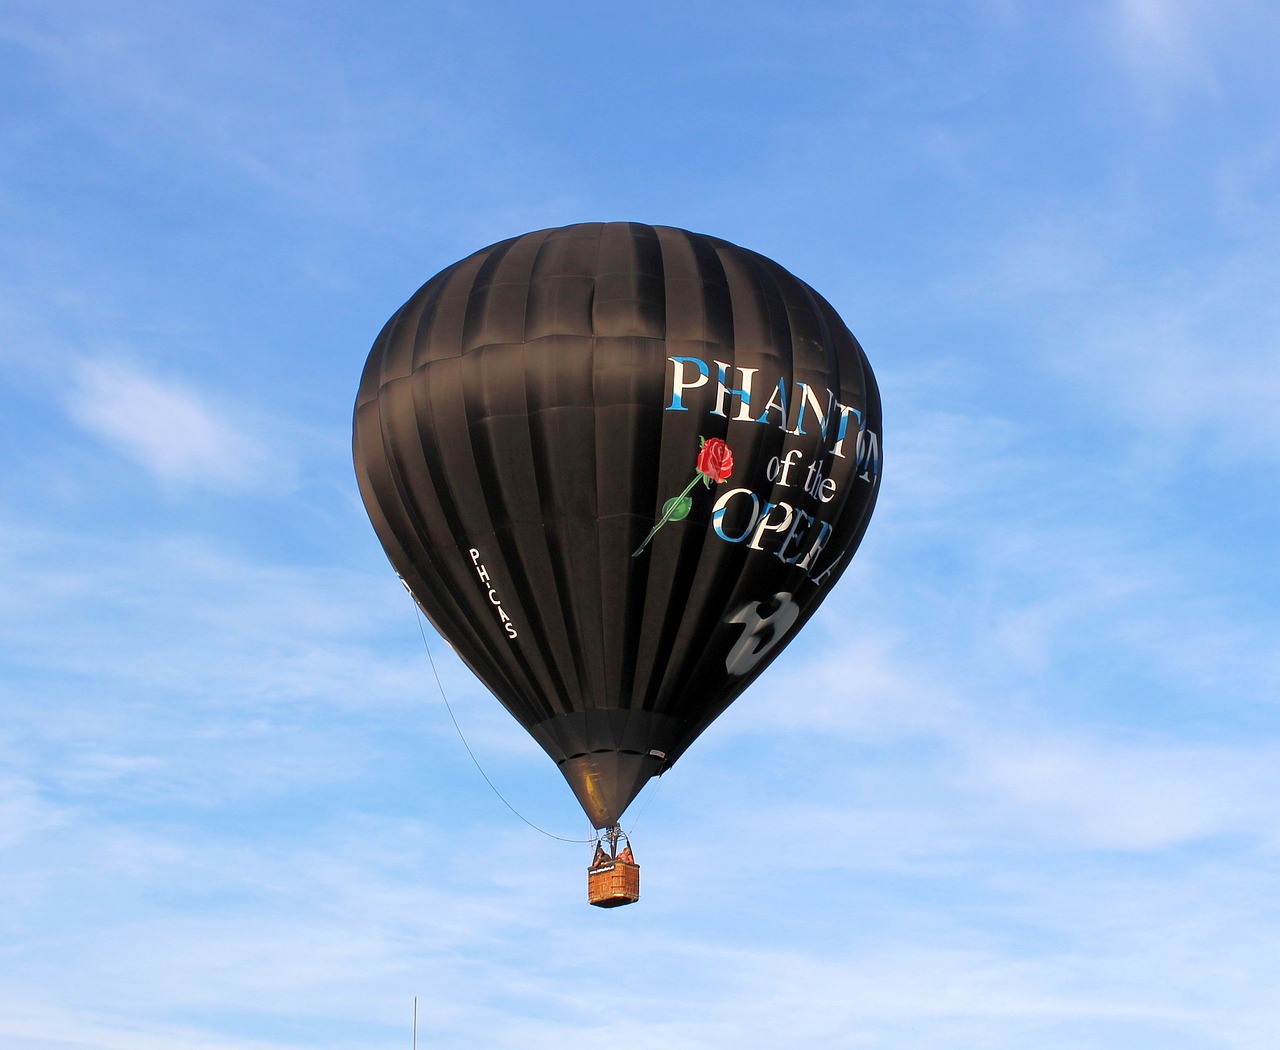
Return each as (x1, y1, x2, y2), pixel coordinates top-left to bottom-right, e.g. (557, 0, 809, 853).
(633, 435, 736, 557)
(696, 437, 734, 483)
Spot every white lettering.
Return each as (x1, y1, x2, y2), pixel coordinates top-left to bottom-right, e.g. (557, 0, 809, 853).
(748, 502, 795, 551)
(469, 549, 518, 642)
(711, 361, 758, 421)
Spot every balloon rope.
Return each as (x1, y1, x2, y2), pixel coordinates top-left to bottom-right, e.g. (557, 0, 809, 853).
(411, 604, 594, 844)
(626, 769, 664, 837)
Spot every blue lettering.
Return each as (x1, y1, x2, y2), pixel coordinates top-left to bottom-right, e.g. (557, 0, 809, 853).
(712, 487, 759, 542)
(666, 356, 710, 411)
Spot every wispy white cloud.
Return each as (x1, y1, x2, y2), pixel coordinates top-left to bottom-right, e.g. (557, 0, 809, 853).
(1068, 256, 1280, 470)
(5, 784, 1278, 1050)
(961, 731, 1280, 850)
(0, 773, 68, 849)
(1106, 0, 1245, 101)
(0, 524, 420, 807)
(0, 3, 467, 227)
(64, 358, 278, 490)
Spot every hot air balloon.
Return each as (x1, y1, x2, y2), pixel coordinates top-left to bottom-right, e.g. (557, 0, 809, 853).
(353, 222, 881, 906)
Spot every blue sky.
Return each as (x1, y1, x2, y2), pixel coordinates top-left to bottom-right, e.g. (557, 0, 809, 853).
(3, 1, 1279, 1047)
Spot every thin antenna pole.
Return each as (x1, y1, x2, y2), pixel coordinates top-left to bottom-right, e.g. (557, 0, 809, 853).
(413, 996, 418, 1050)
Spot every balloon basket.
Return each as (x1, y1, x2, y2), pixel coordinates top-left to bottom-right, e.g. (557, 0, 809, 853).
(587, 827, 640, 908)
(588, 857, 640, 907)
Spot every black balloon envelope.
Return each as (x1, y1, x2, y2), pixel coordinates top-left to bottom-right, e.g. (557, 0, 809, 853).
(353, 222, 881, 835)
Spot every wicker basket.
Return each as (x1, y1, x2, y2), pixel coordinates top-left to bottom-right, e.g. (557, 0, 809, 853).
(587, 858, 640, 908)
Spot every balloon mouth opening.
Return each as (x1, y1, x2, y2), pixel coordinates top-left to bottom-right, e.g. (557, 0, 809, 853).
(556, 748, 669, 829)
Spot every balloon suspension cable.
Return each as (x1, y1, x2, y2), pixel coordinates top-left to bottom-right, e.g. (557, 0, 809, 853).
(625, 767, 663, 838)
(411, 601, 594, 844)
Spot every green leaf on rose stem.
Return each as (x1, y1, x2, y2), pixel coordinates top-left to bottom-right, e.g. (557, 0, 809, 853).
(664, 495, 693, 521)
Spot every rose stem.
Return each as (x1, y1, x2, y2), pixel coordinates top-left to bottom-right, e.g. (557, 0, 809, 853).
(632, 472, 706, 557)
